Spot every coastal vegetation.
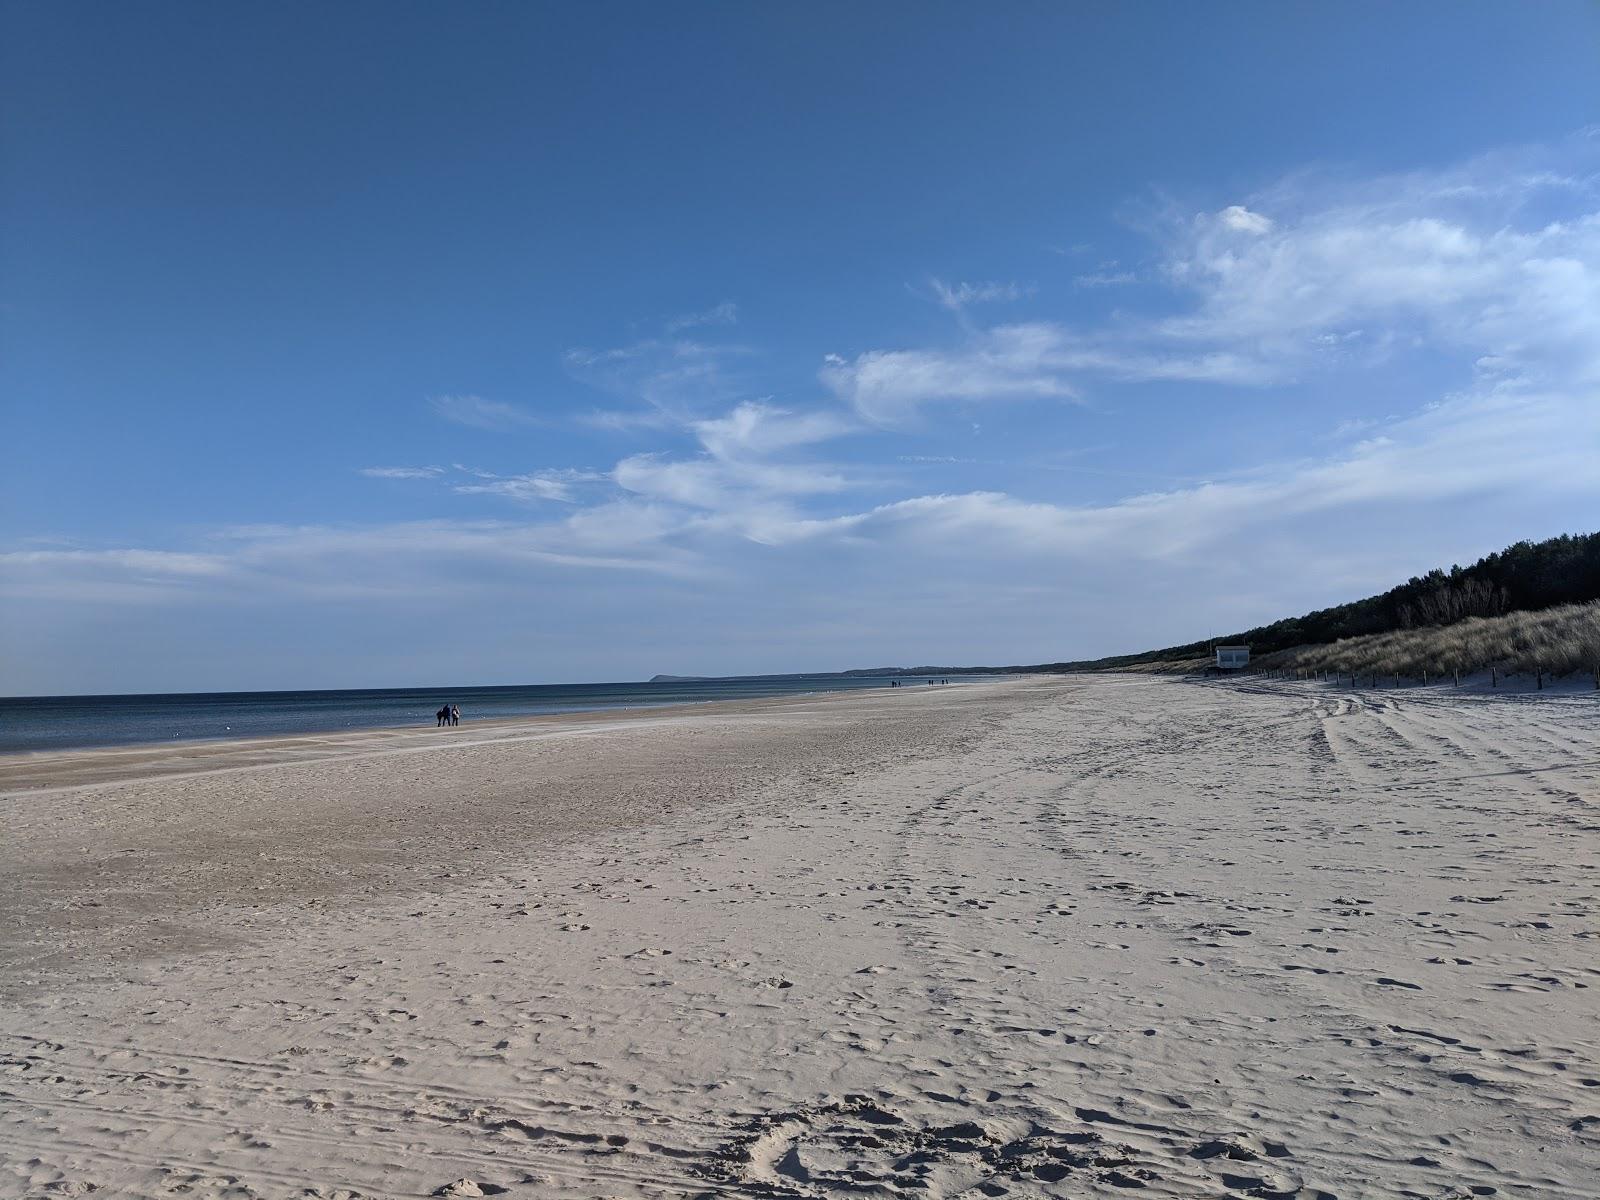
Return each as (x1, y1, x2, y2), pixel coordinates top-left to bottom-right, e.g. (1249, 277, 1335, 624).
(1255, 600, 1600, 683)
(1050, 532, 1600, 681)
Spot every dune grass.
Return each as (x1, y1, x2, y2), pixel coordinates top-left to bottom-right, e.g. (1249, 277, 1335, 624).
(1254, 600, 1600, 683)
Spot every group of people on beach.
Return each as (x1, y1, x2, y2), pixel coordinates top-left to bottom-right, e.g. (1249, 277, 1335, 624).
(888, 679, 952, 688)
(435, 704, 460, 727)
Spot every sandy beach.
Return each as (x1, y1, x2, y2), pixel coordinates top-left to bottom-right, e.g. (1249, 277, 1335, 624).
(2, 675, 1597, 1199)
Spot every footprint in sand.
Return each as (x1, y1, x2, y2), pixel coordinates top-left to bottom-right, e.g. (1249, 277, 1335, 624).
(702, 1094, 1160, 1194)
(351, 1054, 409, 1070)
(432, 1182, 509, 1198)
(32, 1180, 100, 1197)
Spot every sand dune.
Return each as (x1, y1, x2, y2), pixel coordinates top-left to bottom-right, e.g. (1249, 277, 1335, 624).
(2, 676, 1596, 1198)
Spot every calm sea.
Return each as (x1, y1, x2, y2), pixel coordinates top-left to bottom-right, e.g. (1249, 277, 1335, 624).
(0, 675, 1002, 754)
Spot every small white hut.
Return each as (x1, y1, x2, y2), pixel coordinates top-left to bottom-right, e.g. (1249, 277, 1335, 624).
(1215, 645, 1250, 670)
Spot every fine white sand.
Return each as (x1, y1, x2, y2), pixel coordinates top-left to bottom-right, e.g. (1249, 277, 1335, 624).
(2, 675, 1596, 1199)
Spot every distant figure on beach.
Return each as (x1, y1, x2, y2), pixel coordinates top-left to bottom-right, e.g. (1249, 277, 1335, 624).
(435, 706, 449, 727)
(451, 704, 461, 726)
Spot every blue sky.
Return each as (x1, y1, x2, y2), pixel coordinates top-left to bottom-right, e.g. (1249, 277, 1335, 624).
(3, 1, 1599, 693)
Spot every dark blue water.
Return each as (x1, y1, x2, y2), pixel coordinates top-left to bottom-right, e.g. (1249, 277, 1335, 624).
(0, 675, 1002, 754)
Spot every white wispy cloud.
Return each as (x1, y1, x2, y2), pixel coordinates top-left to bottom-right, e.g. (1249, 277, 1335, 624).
(827, 136, 1600, 422)
(691, 401, 855, 459)
(430, 394, 544, 430)
(821, 324, 1082, 426)
(24, 373, 1590, 606)
(359, 465, 444, 479)
(614, 454, 849, 512)
(564, 337, 752, 426)
(819, 323, 1276, 425)
(453, 469, 607, 504)
(1216, 204, 1273, 235)
(852, 387, 1596, 558)
(609, 400, 856, 530)
(665, 300, 738, 332)
(0, 547, 231, 603)
(1165, 206, 1600, 383)
(927, 279, 1033, 312)
(0, 548, 227, 576)
(457, 137, 1600, 556)
(356, 463, 608, 503)
(1074, 269, 1138, 288)
(577, 407, 679, 433)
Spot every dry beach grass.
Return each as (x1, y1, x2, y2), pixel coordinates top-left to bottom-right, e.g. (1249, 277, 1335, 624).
(1120, 601, 1600, 685)
(1259, 600, 1600, 683)
(1, 675, 1597, 1198)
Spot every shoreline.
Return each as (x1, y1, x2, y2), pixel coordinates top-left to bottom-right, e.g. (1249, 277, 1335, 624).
(0, 676, 1022, 795)
(0, 674, 1014, 761)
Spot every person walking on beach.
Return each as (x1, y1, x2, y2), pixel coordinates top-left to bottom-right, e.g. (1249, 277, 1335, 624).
(436, 705, 448, 727)
(451, 704, 461, 726)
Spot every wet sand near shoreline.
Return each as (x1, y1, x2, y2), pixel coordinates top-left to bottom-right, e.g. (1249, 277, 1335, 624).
(3, 675, 1597, 1198)
(0, 684, 979, 794)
